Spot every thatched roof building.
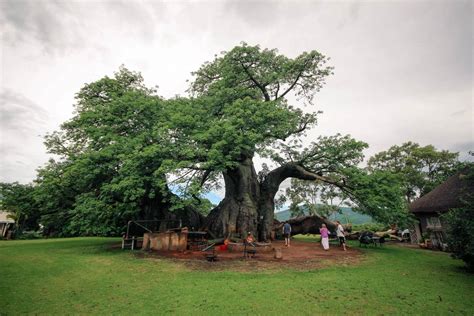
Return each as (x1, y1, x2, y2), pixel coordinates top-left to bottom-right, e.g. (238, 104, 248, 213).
(408, 168, 473, 249)
(409, 169, 474, 214)
(0, 211, 15, 224)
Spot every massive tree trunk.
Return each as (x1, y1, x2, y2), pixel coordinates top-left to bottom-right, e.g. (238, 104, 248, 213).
(258, 171, 280, 241)
(205, 156, 260, 238)
(205, 158, 333, 241)
(258, 163, 331, 240)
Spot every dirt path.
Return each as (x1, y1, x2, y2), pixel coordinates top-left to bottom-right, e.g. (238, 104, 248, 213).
(135, 240, 364, 271)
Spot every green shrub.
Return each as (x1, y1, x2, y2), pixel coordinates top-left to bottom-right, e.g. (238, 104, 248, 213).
(442, 166, 474, 272)
(16, 231, 43, 240)
(443, 206, 474, 272)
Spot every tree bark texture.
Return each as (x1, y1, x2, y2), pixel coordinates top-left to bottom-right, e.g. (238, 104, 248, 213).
(204, 160, 330, 241)
(258, 163, 328, 240)
(204, 157, 260, 238)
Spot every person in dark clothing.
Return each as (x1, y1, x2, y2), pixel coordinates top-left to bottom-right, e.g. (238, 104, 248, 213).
(283, 222, 292, 247)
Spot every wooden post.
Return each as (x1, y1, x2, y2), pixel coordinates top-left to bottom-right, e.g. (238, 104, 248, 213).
(161, 232, 170, 250)
(274, 247, 282, 259)
(142, 233, 150, 251)
(169, 232, 179, 251)
(178, 232, 188, 251)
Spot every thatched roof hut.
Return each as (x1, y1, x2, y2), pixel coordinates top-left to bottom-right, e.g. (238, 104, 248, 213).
(408, 168, 473, 248)
(409, 169, 474, 214)
(0, 211, 15, 224)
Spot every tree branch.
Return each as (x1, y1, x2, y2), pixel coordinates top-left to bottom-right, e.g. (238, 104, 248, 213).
(278, 72, 303, 100)
(262, 163, 352, 201)
(277, 57, 313, 100)
(274, 82, 280, 99)
(239, 62, 271, 101)
(199, 169, 212, 187)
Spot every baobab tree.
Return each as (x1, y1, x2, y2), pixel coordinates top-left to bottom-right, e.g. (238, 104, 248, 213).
(169, 44, 405, 240)
(32, 44, 406, 238)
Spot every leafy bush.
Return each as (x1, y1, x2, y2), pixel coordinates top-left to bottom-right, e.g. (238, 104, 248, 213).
(442, 166, 474, 272)
(444, 207, 474, 272)
(16, 231, 43, 240)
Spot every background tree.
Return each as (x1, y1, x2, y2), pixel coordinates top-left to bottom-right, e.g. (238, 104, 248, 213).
(278, 179, 347, 218)
(368, 142, 461, 203)
(36, 67, 204, 236)
(341, 167, 411, 226)
(0, 183, 40, 234)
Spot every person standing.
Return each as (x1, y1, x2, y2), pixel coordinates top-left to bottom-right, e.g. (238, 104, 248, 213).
(283, 221, 292, 247)
(320, 223, 330, 251)
(336, 220, 347, 251)
(246, 232, 255, 245)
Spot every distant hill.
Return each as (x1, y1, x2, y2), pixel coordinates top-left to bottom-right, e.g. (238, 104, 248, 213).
(275, 206, 373, 224)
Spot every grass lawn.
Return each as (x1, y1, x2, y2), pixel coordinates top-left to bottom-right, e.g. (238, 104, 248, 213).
(1, 237, 473, 315)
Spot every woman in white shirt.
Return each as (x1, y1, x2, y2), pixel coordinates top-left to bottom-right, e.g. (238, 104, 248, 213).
(336, 220, 347, 251)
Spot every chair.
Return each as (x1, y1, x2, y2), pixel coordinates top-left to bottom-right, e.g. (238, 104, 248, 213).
(359, 231, 374, 247)
(402, 231, 410, 242)
(204, 246, 218, 262)
(243, 240, 257, 258)
(378, 236, 385, 246)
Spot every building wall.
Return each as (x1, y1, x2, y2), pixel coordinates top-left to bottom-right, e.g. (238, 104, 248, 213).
(1, 222, 14, 238)
(414, 212, 447, 249)
(409, 222, 421, 244)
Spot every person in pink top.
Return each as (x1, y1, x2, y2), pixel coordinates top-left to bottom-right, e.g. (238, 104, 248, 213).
(320, 223, 330, 251)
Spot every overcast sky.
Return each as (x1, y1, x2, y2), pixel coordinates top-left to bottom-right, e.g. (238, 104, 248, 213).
(0, 0, 472, 186)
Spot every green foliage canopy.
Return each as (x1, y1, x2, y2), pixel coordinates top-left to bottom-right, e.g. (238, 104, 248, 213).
(0, 182, 40, 233)
(36, 67, 177, 236)
(6, 44, 424, 236)
(368, 142, 461, 202)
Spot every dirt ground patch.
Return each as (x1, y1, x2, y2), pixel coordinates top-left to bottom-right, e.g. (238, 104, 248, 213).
(133, 240, 364, 272)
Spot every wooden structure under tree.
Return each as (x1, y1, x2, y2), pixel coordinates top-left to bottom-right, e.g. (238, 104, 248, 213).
(123, 219, 185, 250)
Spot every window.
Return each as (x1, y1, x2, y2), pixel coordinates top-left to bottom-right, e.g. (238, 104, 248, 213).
(427, 217, 441, 228)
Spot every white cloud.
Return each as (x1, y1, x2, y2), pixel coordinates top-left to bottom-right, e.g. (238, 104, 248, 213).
(0, 0, 472, 185)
